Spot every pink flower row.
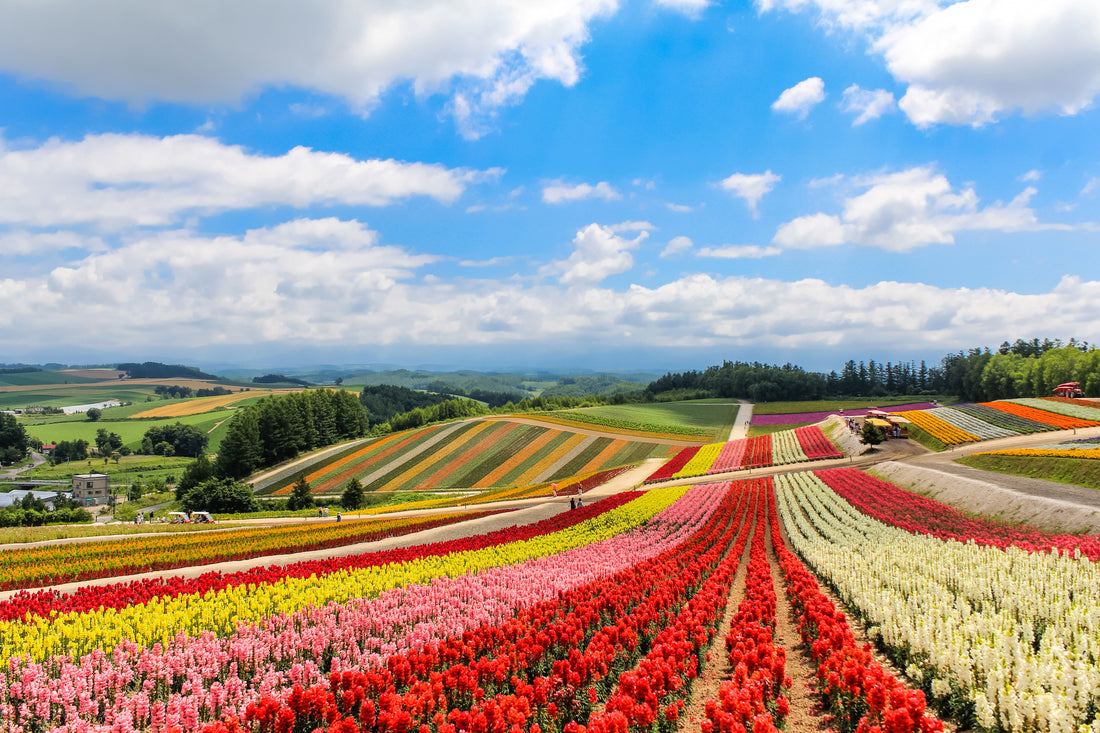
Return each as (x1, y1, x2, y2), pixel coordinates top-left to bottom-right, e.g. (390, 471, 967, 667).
(4, 485, 730, 733)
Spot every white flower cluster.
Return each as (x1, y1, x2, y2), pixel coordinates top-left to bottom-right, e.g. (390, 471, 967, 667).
(775, 470, 1100, 733)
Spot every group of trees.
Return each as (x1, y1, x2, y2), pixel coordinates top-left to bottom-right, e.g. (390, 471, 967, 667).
(360, 384, 456, 426)
(118, 361, 218, 380)
(645, 361, 828, 402)
(50, 439, 90, 464)
(0, 493, 92, 527)
(153, 384, 233, 399)
(253, 374, 312, 386)
(140, 423, 208, 457)
(214, 389, 370, 480)
(939, 340, 1100, 402)
(644, 338, 1100, 403)
(0, 412, 30, 465)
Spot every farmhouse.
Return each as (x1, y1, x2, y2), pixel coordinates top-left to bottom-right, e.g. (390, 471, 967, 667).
(72, 473, 110, 505)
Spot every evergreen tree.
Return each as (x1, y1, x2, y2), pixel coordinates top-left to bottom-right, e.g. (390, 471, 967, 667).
(214, 409, 262, 479)
(341, 477, 365, 510)
(859, 421, 885, 448)
(287, 477, 316, 511)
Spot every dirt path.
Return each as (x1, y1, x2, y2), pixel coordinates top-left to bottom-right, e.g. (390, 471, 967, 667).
(727, 402, 753, 441)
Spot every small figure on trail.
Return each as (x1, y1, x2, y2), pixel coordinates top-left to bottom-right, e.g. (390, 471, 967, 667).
(570, 497, 576, 510)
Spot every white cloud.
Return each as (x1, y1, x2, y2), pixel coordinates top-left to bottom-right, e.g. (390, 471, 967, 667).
(1083, 178, 1099, 197)
(0, 1, 618, 135)
(697, 244, 782, 259)
(3, 219, 1099, 359)
(543, 222, 646, 284)
(0, 230, 109, 256)
(719, 170, 781, 217)
(654, 0, 711, 18)
(0, 133, 497, 229)
(660, 235, 694, 257)
(774, 166, 1063, 251)
(608, 220, 655, 233)
(542, 180, 622, 204)
(666, 202, 695, 212)
(841, 84, 896, 124)
(759, 0, 1100, 127)
(1019, 169, 1042, 183)
(772, 77, 825, 118)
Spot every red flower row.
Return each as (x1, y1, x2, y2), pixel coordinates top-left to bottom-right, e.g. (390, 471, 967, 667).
(794, 426, 843, 460)
(0, 493, 641, 624)
(814, 467, 1100, 560)
(701, 502, 789, 733)
(644, 446, 702, 482)
(741, 435, 772, 470)
(588, 479, 770, 733)
(200, 482, 757, 733)
(768, 487, 943, 733)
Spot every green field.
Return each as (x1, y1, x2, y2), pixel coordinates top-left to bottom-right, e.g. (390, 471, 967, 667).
(0, 385, 160, 410)
(17, 455, 195, 484)
(558, 401, 738, 439)
(751, 396, 952, 415)
(956, 453, 1100, 491)
(21, 410, 235, 452)
(0, 370, 100, 387)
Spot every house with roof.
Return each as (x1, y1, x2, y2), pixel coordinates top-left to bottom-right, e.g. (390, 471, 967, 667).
(72, 473, 110, 505)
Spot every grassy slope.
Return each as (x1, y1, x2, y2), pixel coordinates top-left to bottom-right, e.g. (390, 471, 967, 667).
(0, 370, 100, 387)
(559, 401, 737, 440)
(956, 454, 1100, 491)
(18, 455, 195, 484)
(752, 396, 954, 415)
(23, 410, 232, 451)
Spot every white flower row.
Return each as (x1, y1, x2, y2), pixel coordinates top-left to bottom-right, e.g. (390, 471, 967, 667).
(930, 406, 1018, 439)
(772, 427, 809, 465)
(775, 470, 1100, 733)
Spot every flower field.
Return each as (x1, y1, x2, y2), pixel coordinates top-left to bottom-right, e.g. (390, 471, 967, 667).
(1, 467, 961, 733)
(644, 425, 842, 482)
(777, 468, 1100, 732)
(1011, 397, 1100, 422)
(259, 419, 678, 496)
(0, 510, 506, 592)
(890, 400, 1100, 445)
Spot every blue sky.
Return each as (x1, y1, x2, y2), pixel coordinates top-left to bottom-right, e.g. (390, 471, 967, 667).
(1, 0, 1097, 373)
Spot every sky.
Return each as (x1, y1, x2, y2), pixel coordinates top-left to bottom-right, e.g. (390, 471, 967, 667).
(1, 0, 1098, 373)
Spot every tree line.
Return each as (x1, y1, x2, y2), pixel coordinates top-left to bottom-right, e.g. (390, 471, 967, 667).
(643, 337, 1098, 402)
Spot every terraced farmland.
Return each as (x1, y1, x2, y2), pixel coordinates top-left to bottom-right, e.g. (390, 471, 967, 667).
(257, 416, 681, 495)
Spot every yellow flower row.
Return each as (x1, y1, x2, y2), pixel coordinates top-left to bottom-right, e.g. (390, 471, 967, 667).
(973, 447, 1100, 460)
(675, 442, 723, 478)
(0, 486, 687, 664)
(895, 409, 979, 444)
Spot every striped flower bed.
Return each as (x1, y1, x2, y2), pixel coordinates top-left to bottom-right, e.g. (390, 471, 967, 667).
(982, 401, 1100, 430)
(891, 409, 979, 445)
(646, 425, 842, 481)
(950, 404, 1054, 434)
(928, 406, 1017, 440)
(1011, 397, 1100, 422)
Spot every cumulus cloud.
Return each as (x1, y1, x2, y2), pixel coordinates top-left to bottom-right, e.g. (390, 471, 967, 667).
(697, 244, 782, 259)
(758, 0, 1100, 127)
(772, 77, 825, 118)
(0, 1, 618, 135)
(660, 235, 694, 257)
(773, 166, 1062, 251)
(2, 218, 1099, 359)
(841, 84, 896, 124)
(0, 133, 496, 229)
(719, 170, 781, 217)
(542, 180, 622, 204)
(543, 222, 646, 284)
